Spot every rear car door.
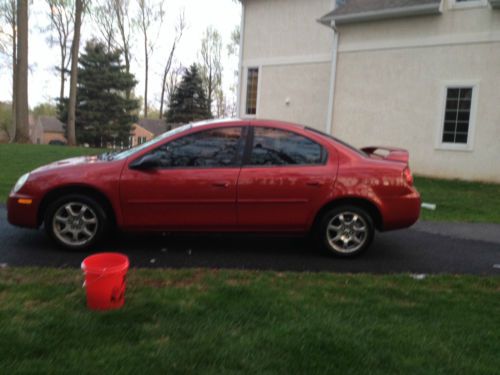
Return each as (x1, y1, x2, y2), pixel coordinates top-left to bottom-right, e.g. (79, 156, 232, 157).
(237, 126, 337, 231)
(120, 126, 246, 230)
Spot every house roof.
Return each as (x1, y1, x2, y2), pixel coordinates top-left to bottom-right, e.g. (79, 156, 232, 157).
(319, 0, 442, 26)
(138, 118, 168, 136)
(39, 116, 64, 133)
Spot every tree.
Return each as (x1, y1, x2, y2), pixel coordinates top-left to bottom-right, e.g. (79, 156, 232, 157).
(91, 0, 134, 99)
(0, 0, 16, 140)
(58, 41, 139, 147)
(91, 0, 115, 52)
(66, 0, 86, 146)
(226, 25, 240, 117)
(166, 64, 211, 124)
(199, 26, 223, 118)
(136, 0, 164, 118)
(46, 0, 74, 105)
(32, 102, 58, 117)
(14, 0, 29, 143)
(158, 10, 185, 119)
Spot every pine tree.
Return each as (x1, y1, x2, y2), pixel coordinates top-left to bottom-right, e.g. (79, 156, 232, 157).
(58, 41, 139, 147)
(165, 64, 211, 124)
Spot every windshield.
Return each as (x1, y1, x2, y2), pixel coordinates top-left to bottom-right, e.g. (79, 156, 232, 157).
(110, 124, 192, 161)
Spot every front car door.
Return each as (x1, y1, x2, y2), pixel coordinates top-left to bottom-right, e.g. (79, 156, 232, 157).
(237, 126, 337, 231)
(120, 126, 246, 230)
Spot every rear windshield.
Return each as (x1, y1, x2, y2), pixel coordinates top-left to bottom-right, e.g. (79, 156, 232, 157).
(305, 127, 367, 157)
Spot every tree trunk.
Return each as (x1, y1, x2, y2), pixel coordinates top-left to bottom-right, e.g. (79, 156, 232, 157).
(143, 33, 148, 118)
(159, 44, 175, 119)
(14, 0, 30, 144)
(10, 2, 17, 142)
(67, 0, 83, 146)
(59, 54, 65, 103)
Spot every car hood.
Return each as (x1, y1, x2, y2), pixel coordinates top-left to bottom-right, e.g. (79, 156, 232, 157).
(31, 156, 106, 174)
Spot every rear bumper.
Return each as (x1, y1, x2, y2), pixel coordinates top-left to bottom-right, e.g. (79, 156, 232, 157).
(381, 189, 421, 231)
(7, 194, 39, 229)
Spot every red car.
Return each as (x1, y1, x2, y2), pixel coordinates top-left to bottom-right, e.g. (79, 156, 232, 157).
(7, 119, 420, 257)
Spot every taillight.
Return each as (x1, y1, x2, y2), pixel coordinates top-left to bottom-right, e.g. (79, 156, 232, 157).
(403, 167, 413, 186)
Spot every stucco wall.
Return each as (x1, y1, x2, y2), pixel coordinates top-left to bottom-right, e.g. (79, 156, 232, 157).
(258, 62, 331, 130)
(332, 1, 500, 182)
(337, 2, 500, 52)
(332, 42, 500, 182)
(242, 0, 333, 61)
(240, 0, 334, 130)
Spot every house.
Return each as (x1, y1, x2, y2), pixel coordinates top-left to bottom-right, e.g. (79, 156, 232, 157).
(237, 0, 500, 182)
(36, 116, 66, 144)
(129, 119, 169, 147)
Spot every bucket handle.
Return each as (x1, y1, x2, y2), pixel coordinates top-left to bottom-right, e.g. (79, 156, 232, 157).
(81, 266, 109, 288)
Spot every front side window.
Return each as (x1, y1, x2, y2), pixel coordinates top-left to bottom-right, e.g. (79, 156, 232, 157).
(442, 87, 473, 144)
(245, 68, 259, 115)
(247, 127, 326, 166)
(149, 127, 243, 168)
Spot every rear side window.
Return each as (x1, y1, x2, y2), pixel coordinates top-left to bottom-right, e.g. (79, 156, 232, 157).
(150, 127, 243, 168)
(247, 127, 326, 166)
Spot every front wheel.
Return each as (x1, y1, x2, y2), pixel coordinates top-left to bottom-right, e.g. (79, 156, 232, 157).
(44, 194, 108, 250)
(315, 205, 375, 257)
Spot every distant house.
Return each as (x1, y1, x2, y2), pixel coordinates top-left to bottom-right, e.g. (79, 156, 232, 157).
(37, 116, 66, 144)
(130, 119, 170, 146)
(238, 0, 500, 182)
(29, 115, 42, 144)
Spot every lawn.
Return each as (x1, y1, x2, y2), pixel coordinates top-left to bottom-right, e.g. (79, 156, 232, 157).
(415, 176, 500, 223)
(1, 143, 500, 223)
(0, 143, 102, 202)
(0, 268, 498, 374)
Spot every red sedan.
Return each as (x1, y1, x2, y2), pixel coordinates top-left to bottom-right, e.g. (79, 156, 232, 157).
(7, 119, 420, 257)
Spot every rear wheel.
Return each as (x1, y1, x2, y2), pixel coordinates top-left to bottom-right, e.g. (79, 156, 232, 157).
(315, 205, 374, 257)
(44, 194, 108, 250)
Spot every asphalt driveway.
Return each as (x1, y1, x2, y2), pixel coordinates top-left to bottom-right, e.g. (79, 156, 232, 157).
(0, 204, 499, 275)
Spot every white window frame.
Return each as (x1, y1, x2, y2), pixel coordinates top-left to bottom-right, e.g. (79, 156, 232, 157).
(448, 0, 488, 10)
(435, 81, 479, 152)
(242, 66, 261, 118)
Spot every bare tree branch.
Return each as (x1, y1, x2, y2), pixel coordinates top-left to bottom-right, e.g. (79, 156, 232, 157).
(136, 0, 164, 118)
(159, 10, 185, 119)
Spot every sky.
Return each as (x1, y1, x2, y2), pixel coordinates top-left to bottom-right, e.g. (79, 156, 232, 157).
(0, 0, 242, 110)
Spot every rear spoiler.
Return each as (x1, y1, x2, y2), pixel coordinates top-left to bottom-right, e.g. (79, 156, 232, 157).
(361, 146, 409, 164)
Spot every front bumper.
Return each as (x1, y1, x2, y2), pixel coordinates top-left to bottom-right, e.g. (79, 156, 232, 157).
(7, 194, 40, 228)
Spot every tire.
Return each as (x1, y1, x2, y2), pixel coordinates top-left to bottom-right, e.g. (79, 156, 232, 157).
(44, 194, 108, 250)
(314, 205, 375, 257)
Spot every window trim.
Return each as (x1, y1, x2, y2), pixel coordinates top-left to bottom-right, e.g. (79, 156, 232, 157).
(242, 126, 329, 168)
(243, 66, 260, 118)
(130, 126, 249, 170)
(435, 81, 479, 152)
(448, 0, 488, 10)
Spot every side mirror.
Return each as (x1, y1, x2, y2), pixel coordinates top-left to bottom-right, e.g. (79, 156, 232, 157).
(129, 153, 162, 170)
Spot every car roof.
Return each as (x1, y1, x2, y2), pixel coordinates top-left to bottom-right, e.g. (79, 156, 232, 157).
(190, 118, 307, 131)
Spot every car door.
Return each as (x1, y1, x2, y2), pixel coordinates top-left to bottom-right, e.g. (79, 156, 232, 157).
(120, 126, 246, 230)
(237, 126, 336, 231)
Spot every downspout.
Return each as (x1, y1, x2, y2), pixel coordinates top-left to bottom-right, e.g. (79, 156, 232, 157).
(325, 22, 339, 135)
(236, 0, 246, 118)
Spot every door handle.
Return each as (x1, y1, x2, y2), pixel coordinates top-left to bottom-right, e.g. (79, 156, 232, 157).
(213, 182, 230, 188)
(306, 181, 323, 187)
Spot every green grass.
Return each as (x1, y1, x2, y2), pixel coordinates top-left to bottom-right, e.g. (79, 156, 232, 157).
(415, 176, 500, 223)
(0, 143, 102, 202)
(0, 268, 498, 374)
(1, 144, 500, 223)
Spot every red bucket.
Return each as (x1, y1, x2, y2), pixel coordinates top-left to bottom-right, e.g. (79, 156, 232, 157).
(81, 253, 129, 310)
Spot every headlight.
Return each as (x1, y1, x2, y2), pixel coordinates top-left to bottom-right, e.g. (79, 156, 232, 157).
(12, 173, 30, 194)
